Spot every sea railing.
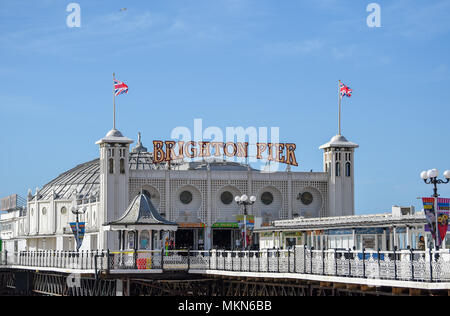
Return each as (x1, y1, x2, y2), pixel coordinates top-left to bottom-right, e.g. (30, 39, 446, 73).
(0, 250, 108, 270)
(1, 247, 450, 282)
(207, 247, 450, 282)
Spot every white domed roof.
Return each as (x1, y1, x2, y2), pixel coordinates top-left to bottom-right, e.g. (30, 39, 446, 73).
(95, 128, 133, 145)
(106, 129, 124, 138)
(319, 134, 359, 149)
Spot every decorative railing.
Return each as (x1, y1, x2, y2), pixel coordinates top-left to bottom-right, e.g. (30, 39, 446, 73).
(0, 250, 108, 271)
(207, 247, 450, 282)
(2, 247, 450, 283)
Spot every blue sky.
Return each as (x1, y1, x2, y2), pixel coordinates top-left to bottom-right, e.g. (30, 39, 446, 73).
(1, 0, 450, 214)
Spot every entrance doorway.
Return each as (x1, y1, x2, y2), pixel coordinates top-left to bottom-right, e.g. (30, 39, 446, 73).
(175, 229, 194, 250)
(213, 229, 232, 250)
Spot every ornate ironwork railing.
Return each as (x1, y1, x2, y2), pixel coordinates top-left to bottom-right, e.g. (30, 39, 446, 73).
(0, 250, 108, 271)
(206, 247, 450, 282)
(2, 247, 450, 283)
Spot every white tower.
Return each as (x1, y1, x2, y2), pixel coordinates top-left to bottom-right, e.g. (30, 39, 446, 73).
(320, 135, 358, 217)
(96, 128, 133, 249)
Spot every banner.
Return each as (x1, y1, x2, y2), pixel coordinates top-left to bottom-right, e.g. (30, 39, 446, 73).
(236, 215, 255, 247)
(70, 222, 85, 250)
(422, 197, 437, 246)
(236, 215, 255, 230)
(437, 198, 450, 246)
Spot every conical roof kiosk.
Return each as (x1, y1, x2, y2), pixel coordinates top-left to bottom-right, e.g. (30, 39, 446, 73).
(104, 193, 178, 251)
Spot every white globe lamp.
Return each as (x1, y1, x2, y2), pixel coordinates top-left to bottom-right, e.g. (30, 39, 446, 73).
(444, 170, 450, 179)
(420, 171, 428, 180)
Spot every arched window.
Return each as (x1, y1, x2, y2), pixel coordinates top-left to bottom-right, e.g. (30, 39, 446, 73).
(140, 231, 150, 249)
(128, 231, 135, 250)
(109, 158, 114, 174)
(120, 158, 125, 174)
(345, 162, 351, 177)
(335, 162, 341, 177)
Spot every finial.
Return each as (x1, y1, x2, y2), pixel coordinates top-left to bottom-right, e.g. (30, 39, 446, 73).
(131, 131, 147, 153)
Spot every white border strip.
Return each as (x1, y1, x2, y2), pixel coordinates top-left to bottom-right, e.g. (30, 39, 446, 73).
(190, 269, 450, 290)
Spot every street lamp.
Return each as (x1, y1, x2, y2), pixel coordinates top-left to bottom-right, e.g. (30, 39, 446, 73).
(420, 168, 450, 251)
(235, 194, 256, 250)
(71, 200, 87, 251)
(420, 169, 450, 198)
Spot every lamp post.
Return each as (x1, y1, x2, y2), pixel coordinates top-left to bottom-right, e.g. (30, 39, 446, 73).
(71, 200, 87, 251)
(420, 169, 450, 198)
(420, 169, 450, 251)
(235, 194, 256, 250)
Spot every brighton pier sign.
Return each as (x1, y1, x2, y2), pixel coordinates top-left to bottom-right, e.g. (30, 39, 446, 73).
(152, 141, 298, 166)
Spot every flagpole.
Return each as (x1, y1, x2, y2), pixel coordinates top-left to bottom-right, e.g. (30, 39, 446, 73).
(338, 80, 342, 135)
(113, 72, 116, 130)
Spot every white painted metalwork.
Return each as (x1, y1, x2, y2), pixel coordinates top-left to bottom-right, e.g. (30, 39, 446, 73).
(3, 246, 450, 283)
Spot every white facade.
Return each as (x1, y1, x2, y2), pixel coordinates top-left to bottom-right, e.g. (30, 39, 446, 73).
(1, 129, 358, 252)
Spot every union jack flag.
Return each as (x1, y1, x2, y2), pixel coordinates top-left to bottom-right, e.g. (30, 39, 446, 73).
(114, 79, 128, 96)
(340, 81, 352, 98)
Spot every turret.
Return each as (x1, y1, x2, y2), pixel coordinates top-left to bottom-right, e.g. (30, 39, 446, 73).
(96, 128, 133, 249)
(320, 134, 358, 216)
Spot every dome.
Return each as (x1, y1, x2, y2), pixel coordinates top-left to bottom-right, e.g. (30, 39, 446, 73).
(129, 150, 168, 171)
(330, 135, 349, 143)
(35, 159, 100, 201)
(187, 160, 254, 171)
(319, 134, 359, 149)
(95, 128, 133, 145)
(105, 129, 124, 138)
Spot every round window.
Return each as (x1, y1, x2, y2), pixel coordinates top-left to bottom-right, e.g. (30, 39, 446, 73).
(42, 208, 47, 215)
(261, 192, 274, 205)
(220, 191, 233, 205)
(61, 207, 67, 215)
(301, 192, 314, 205)
(180, 191, 193, 205)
